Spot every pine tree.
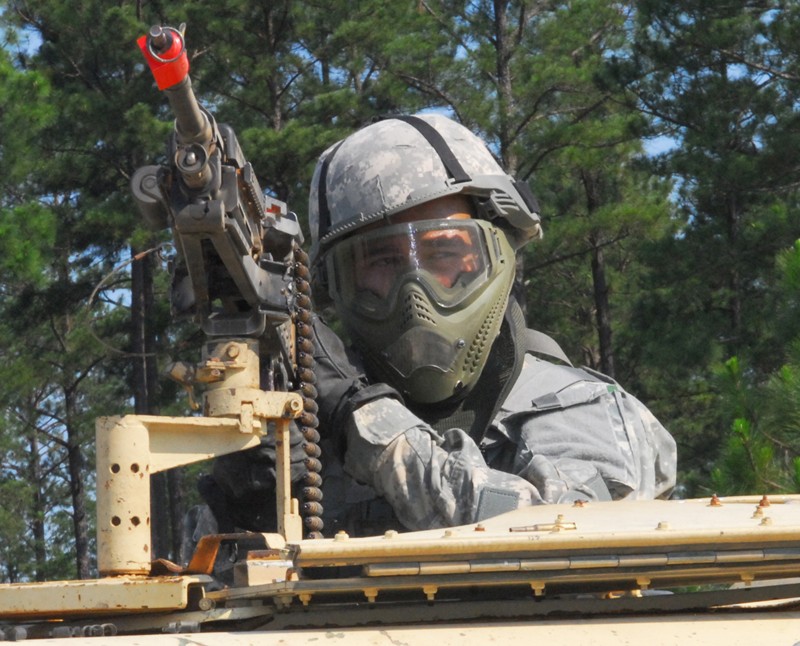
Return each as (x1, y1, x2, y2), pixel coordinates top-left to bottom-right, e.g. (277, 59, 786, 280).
(625, 0, 800, 492)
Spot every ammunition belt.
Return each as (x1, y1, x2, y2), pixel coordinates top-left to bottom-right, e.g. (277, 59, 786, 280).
(293, 244, 324, 538)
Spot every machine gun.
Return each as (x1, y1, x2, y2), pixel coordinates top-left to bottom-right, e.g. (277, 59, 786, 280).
(131, 24, 323, 541)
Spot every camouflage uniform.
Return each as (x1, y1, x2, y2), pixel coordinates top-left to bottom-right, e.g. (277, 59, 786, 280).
(301, 114, 675, 534)
(339, 363, 676, 531)
(312, 313, 677, 534)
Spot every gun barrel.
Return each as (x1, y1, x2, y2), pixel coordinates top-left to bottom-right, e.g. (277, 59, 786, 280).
(165, 76, 211, 146)
(139, 25, 212, 146)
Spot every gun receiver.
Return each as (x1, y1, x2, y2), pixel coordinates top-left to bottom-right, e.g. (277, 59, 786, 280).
(133, 24, 302, 338)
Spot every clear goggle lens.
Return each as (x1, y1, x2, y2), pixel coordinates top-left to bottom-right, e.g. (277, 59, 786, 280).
(329, 219, 498, 316)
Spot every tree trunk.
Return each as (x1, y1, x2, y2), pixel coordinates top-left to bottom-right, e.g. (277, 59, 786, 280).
(65, 397, 91, 579)
(591, 240, 615, 378)
(493, 0, 516, 173)
(492, 1, 529, 315)
(726, 194, 743, 354)
(55, 247, 92, 579)
(130, 245, 178, 561)
(27, 431, 46, 581)
(582, 171, 615, 377)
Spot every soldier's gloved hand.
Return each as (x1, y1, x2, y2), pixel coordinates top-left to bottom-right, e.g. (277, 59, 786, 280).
(213, 420, 309, 494)
(202, 421, 308, 532)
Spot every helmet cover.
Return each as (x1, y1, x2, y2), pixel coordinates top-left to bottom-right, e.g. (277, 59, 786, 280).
(309, 113, 542, 264)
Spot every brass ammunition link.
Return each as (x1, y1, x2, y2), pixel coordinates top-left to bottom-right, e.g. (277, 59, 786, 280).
(293, 243, 324, 538)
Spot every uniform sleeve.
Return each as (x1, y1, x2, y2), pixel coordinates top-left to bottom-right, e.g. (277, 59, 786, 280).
(204, 315, 394, 531)
(343, 398, 543, 530)
(498, 357, 677, 503)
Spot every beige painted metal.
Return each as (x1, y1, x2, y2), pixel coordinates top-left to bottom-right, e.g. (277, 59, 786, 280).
(0, 575, 211, 620)
(3, 495, 800, 630)
(295, 495, 800, 567)
(190, 495, 800, 611)
(10, 329, 800, 639)
(23, 611, 800, 645)
(96, 337, 303, 576)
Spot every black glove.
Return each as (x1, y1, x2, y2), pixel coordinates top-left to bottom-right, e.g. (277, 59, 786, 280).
(204, 420, 308, 532)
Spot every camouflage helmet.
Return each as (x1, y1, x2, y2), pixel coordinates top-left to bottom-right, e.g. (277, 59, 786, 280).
(308, 113, 542, 264)
(308, 114, 542, 404)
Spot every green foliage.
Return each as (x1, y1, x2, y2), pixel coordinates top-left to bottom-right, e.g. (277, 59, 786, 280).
(0, 203, 56, 286)
(0, 0, 180, 577)
(0, 476, 34, 582)
(619, 1, 800, 494)
(709, 240, 800, 496)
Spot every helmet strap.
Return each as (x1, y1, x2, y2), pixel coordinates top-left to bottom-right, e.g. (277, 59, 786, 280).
(382, 115, 472, 184)
(316, 140, 345, 240)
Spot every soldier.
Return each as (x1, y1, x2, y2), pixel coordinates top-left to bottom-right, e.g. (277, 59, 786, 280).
(304, 113, 677, 532)
(205, 113, 676, 539)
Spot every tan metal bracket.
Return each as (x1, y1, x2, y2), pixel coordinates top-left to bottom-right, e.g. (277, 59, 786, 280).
(95, 338, 304, 576)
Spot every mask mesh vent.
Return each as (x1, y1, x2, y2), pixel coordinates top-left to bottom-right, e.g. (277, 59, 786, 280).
(462, 297, 505, 375)
(401, 291, 437, 327)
